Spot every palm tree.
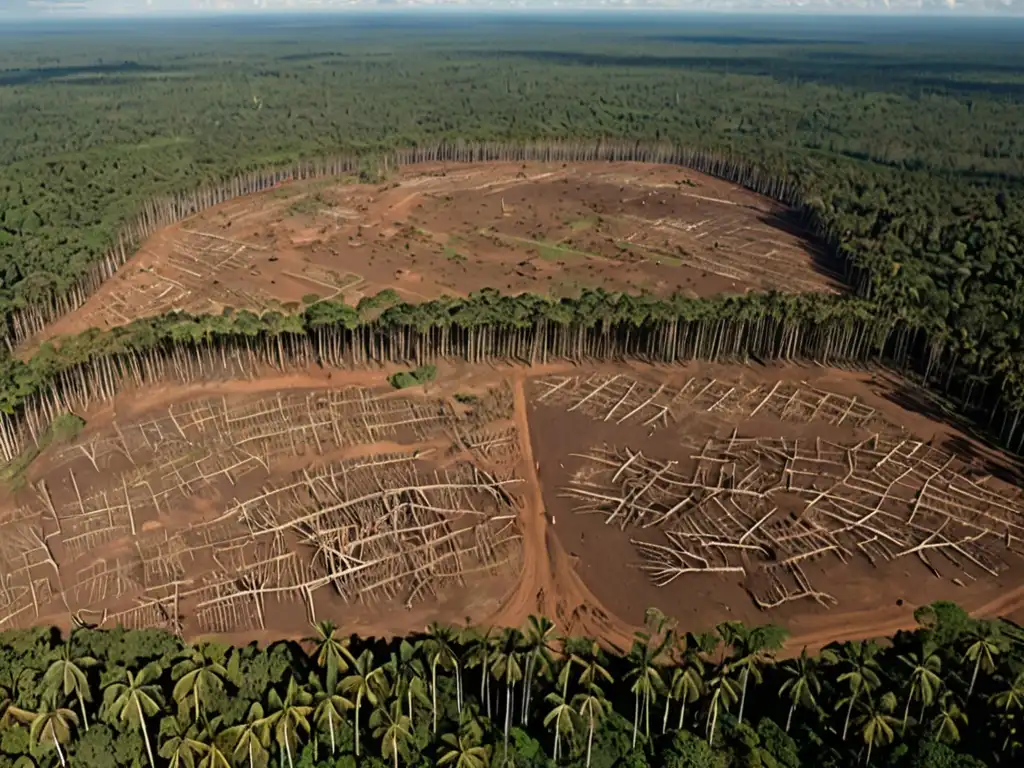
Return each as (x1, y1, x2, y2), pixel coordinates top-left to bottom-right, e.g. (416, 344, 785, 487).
(370, 698, 414, 768)
(990, 670, 1024, 714)
(489, 627, 525, 763)
(779, 648, 825, 733)
(172, 649, 229, 726)
(625, 629, 668, 748)
(306, 620, 355, 695)
(159, 719, 205, 768)
(720, 621, 787, 725)
(573, 683, 612, 768)
(42, 643, 97, 732)
(855, 691, 900, 765)
(261, 676, 313, 768)
(832, 640, 883, 741)
(439, 730, 491, 768)
(440, 704, 490, 768)
(566, 638, 613, 693)
(898, 638, 943, 730)
(703, 664, 740, 747)
(962, 622, 1004, 700)
(341, 648, 384, 758)
(423, 622, 462, 729)
(29, 700, 78, 768)
(383, 639, 429, 728)
(103, 665, 164, 768)
(195, 723, 233, 768)
(0, 685, 33, 731)
(311, 674, 353, 757)
(521, 615, 558, 725)
(222, 703, 271, 768)
(463, 626, 494, 719)
(664, 634, 706, 733)
(543, 690, 579, 762)
(930, 691, 966, 745)
(990, 670, 1024, 752)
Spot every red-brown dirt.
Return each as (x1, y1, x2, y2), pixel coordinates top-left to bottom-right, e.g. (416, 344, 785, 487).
(2, 360, 1022, 655)
(34, 161, 840, 349)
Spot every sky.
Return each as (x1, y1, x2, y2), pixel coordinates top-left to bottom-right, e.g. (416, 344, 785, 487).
(0, 0, 1020, 15)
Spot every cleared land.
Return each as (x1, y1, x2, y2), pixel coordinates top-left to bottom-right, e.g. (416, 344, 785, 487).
(2, 360, 1023, 652)
(36, 162, 840, 344)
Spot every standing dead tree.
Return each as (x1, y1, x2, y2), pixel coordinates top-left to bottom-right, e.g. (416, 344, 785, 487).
(565, 434, 1024, 609)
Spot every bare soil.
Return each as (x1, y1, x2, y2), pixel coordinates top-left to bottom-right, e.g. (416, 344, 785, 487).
(1, 360, 1022, 653)
(36, 162, 840, 347)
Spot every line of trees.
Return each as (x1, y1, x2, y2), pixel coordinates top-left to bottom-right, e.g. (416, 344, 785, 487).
(0, 287, 903, 462)
(0, 602, 1019, 768)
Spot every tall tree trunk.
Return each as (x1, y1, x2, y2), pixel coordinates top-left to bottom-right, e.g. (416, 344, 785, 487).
(78, 693, 89, 731)
(355, 692, 362, 757)
(504, 685, 512, 764)
(967, 656, 981, 699)
(431, 660, 438, 733)
(455, 663, 463, 714)
(842, 692, 857, 741)
(136, 698, 155, 768)
(51, 722, 66, 768)
(738, 667, 749, 724)
(708, 700, 719, 747)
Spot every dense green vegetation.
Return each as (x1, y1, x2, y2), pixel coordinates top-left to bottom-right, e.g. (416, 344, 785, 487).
(0, 603, 1020, 768)
(389, 365, 439, 390)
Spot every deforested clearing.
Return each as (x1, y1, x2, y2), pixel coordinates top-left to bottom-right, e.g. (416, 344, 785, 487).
(3, 359, 1022, 652)
(34, 161, 841, 347)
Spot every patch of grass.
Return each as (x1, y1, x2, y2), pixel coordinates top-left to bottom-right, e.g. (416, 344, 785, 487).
(536, 242, 583, 262)
(444, 247, 467, 264)
(1, 413, 86, 489)
(388, 364, 438, 390)
(301, 293, 321, 305)
(615, 241, 683, 267)
(288, 192, 330, 216)
(566, 215, 599, 231)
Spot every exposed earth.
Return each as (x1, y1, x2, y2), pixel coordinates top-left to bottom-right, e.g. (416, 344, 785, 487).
(35, 161, 841, 346)
(2, 359, 1022, 655)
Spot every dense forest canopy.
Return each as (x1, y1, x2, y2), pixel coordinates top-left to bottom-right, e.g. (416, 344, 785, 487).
(0, 602, 1021, 768)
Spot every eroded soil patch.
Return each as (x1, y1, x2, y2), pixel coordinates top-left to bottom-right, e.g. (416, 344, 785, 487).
(36, 162, 840, 347)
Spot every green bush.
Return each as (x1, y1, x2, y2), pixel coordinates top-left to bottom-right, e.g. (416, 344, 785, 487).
(388, 364, 438, 390)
